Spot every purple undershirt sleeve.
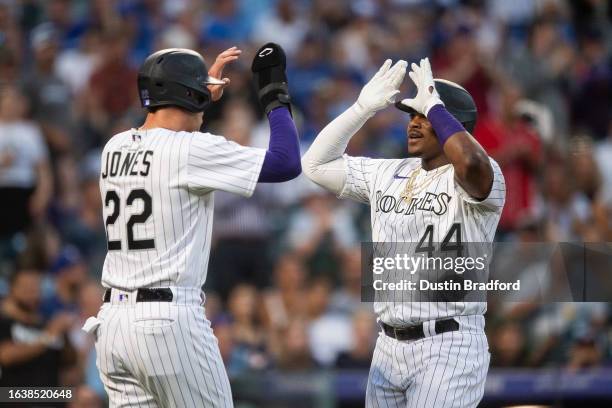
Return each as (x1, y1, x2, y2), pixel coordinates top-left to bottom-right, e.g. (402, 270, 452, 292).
(427, 104, 466, 145)
(257, 107, 301, 182)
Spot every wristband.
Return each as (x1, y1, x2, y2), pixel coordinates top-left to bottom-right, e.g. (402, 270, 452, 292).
(427, 104, 465, 145)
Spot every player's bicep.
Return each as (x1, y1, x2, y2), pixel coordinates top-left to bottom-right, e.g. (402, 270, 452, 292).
(187, 134, 266, 197)
(338, 155, 378, 204)
(455, 158, 505, 211)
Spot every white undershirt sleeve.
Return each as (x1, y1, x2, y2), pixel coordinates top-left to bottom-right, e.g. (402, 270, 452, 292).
(301, 103, 373, 194)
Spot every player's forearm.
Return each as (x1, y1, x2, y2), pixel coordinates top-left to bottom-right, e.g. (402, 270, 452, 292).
(444, 134, 492, 199)
(428, 105, 493, 199)
(301, 103, 371, 193)
(258, 107, 301, 182)
(304, 102, 371, 165)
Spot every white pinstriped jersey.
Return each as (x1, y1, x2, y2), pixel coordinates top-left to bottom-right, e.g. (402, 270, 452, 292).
(339, 156, 505, 326)
(99, 128, 266, 290)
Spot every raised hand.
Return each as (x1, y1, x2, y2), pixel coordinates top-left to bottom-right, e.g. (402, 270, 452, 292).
(356, 59, 408, 115)
(207, 46, 242, 101)
(397, 57, 443, 115)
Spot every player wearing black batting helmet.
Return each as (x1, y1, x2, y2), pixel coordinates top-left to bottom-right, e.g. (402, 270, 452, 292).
(137, 48, 226, 113)
(88, 43, 301, 407)
(395, 78, 477, 133)
(302, 58, 505, 408)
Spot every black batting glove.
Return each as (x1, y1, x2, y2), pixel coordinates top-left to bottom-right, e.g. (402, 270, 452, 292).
(251, 42, 291, 115)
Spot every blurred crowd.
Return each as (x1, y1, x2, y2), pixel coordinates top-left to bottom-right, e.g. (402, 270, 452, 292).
(0, 0, 612, 405)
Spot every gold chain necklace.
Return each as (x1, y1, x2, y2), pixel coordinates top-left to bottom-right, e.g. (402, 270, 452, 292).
(400, 166, 450, 203)
(400, 168, 421, 203)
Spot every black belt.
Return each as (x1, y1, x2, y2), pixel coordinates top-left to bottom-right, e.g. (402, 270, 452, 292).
(103, 288, 174, 303)
(381, 319, 459, 341)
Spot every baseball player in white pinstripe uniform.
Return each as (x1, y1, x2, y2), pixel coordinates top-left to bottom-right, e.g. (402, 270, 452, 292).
(82, 44, 301, 407)
(302, 58, 505, 407)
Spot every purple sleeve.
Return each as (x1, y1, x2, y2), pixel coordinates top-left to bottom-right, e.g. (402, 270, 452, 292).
(257, 107, 301, 182)
(427, 104, 466, 145)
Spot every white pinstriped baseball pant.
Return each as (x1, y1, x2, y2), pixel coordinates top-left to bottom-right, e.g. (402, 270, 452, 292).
(85, 287, 233, 408)
(366, 315, 490, 408)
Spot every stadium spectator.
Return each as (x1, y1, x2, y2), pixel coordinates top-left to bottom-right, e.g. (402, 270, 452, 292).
(570, 28, 612, 140)
(306, 276, 352, 366)
(433, 23, 495, 117)
(14, 223, 62, 274)
(84, 28, 137, 135)
(55, 152, 106, 276)
(503, 16, 575, 140)
(252, 0, 307, 57)
(224, 284, 270, 375)
(568, 135, 602, 202)
(593, 121, 612, 241)
(275, 318, 317, 371)
(334, 309, 376, 370)
(0, 3, 23, 63)
(263, 255, 307, 330)
(330, 247, 367, 315)
(567, 337, 604, 372)
(540, 159, 591, 242)
(55, 28, 102, 96)
(208, 100, 275, 298)
(312, 0, 352, 32)
(0, 269, 76, 386)
(23, 23, 73, 154)
(286, 34, 333, 110)
(43, 0, 88, 49)
(0, 49, 19, 83)
(595, 120, 612, 193)
(40, 247, 87, 321)
(228, 284, 263, 345)
(214, 316, 235, 368)
(489, 321, 529, 367)
(0, 85, 52, 240)
(474, 83, 542, 235)
(286, 189, 358, 279)
(200, 0, 251, 45)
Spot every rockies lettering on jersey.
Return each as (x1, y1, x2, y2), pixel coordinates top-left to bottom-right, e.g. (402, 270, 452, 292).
(375, 190, 452, 215)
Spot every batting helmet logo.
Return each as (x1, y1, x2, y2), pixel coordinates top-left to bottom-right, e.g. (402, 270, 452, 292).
(258, 48, 274, 57)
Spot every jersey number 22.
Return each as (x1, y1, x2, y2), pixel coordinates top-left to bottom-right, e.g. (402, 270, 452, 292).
(104, 189, 155, 251)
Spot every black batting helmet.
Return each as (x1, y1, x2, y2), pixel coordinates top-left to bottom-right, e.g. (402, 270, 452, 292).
(137, 48, 225, 113)
(395, 79, 477, 133)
